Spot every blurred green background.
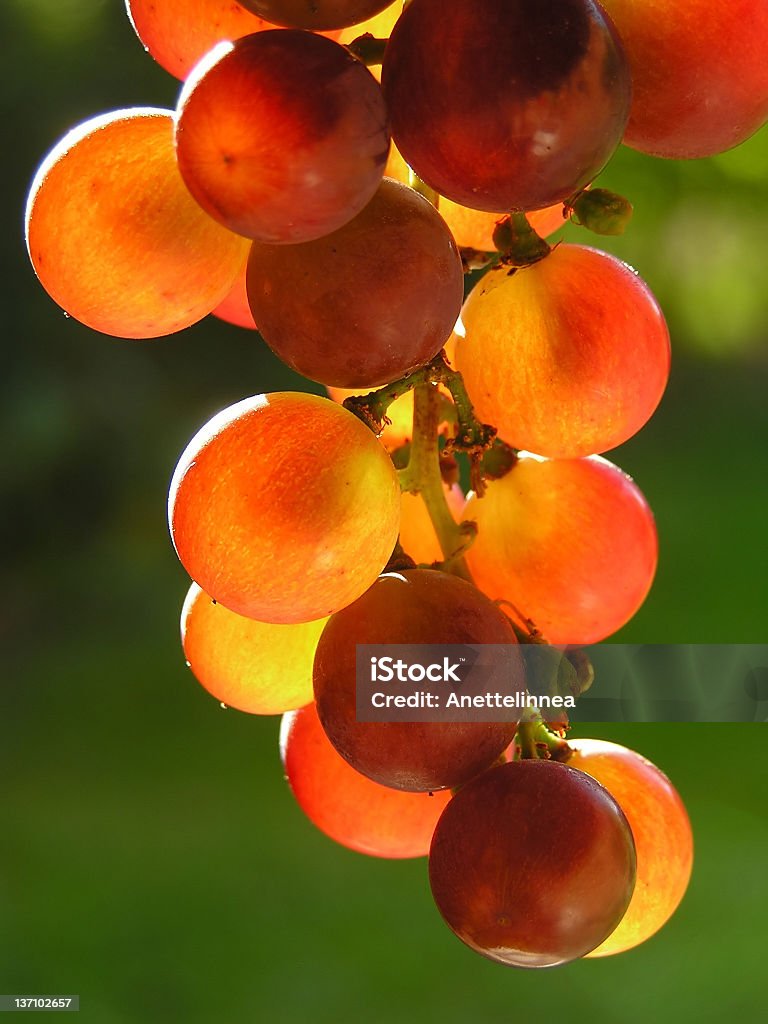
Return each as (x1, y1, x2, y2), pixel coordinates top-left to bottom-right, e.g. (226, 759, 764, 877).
(2, 2, 766, 1021)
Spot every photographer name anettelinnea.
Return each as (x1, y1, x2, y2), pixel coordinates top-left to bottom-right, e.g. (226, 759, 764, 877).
(370, 692, 576, 709)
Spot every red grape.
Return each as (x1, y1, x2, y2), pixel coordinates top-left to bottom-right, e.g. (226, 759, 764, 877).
(463, 455, 658, 644)
(25, 108, 248, 339)
(246, 178, 463, 388)
(455, 244, 670, 458)
(566, 738, 693, 956)
(169, 392, 401, 624)
(281, 703, 451, 857)
(235, 0, 393, 30)
(175, 31, 389, 243)
(181, 583, 326, 713)
(600, 0, 768, 158)
(381, 0, 630, 211)
(313, 569, 520, 792)
(429, 759, 637, 967)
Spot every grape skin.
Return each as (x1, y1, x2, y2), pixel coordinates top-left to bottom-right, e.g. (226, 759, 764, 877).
(25, 108, 248, 339)
(567, 739, 694, 957)
(313, 569, 520, 792)
(429, 759, 637, 967)
(456, 243, 671, 459)
(175, 31, 390, 243)
(246, 178, 464, 388)
(181, 583, 326, 714)
(169, 393, 401, 624)
(463, 455, 658, 645)
(382, 0, 631, 212)
(281, 703, 451, 858)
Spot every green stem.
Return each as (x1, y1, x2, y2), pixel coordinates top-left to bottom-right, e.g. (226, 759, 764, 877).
(399, 383, 474, 580)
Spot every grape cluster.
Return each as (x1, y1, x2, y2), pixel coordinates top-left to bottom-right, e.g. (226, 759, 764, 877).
(26, 0, 764, 967)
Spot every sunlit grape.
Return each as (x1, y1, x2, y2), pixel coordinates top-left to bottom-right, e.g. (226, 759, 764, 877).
(463, 455, 658, 644)
(181, 583, 326, 713)
(169, 392, 400, 624)
(281, 703, 451, 857)
(26, 109, 248, 339)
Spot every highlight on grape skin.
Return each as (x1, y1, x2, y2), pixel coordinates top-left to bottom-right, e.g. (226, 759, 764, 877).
(313, 568, 521, 792)
(246, 177, 464, 388)
(455, 243, 671, 459)
(429, 759, 637, 968)
(181, 583, 327, 715)
(25, 108, 249, 339)
(280, 703, 452, 858)
(168, 392, 401, 624)
(174, 31, 390, 243)
(463, 454, 659, 645)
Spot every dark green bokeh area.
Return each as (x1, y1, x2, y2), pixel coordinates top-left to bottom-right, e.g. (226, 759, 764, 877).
(2, 2, 767, 1021)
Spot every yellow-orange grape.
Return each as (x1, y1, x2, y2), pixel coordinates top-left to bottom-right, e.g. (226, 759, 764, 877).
(384, 144, 567, 251)
(126, 0, 275, 80)
(281, 703, 451, 858)
(399, 485, 464, 564)
(456, 244, 670, 458)
(169, 392, 401, 623)
(175, 31, 389, 243)
(212, 257, 257, 329)
(181, 583, 326, 713)
(566, 738, 693, 956)
(25, 109, 248, 339)
(463, 455, 658, 644)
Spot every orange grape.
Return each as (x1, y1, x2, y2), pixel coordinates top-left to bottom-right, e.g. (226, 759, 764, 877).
(126, 0, 275, 80)
(25, 108, 248, 339)
(566, 738, 693, 956)
(281, 703, 452, 857)
(463, 455, 658, 644)
(175, 31, 389, 243)
(181, 583, 326, 714)
(169, 392, 401, 624)
(456, 244, 670, 458)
